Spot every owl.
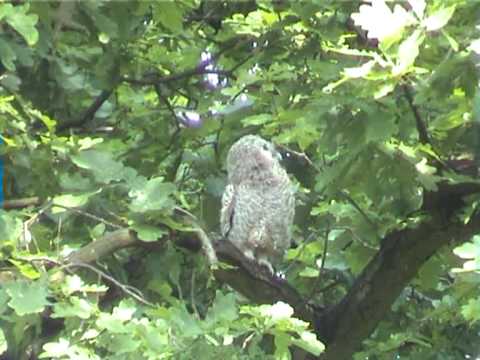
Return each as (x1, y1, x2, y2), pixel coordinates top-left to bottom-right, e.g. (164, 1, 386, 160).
(220, 135, 295, 273)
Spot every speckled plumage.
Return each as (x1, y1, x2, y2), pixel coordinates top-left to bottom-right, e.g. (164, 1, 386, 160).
(220, 135, 295, 272)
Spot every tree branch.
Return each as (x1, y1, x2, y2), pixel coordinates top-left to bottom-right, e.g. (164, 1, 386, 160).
(58, 181, 480, 360)
(122, 68, 230, 86)
(65, 228, 139, 264)
(402, 84, 430, 145)
(317, 182, 480, 360)
(63, 227, 319, 325)
(57, 89, 113, 132)
(3, 196, 41, 209)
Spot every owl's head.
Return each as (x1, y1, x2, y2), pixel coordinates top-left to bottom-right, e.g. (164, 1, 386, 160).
(226, 135, 282, 184)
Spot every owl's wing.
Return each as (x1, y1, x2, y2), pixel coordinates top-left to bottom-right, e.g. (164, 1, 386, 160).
(220, 184, 235, 238)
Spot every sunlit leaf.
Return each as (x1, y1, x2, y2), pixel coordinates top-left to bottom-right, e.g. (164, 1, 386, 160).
(424, 6, 456, 32)
(351, 1, 416, 47)
(393, 30, 424, 76)
(4, 5, 39, 45)
(409, 0, 426, 18)
(461, 298, 480, 323)
(292, 331, 325, 356)
(0, 328, 6, 356)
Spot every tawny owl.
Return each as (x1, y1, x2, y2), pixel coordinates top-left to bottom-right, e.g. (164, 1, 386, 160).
(220, 135, 295, 272)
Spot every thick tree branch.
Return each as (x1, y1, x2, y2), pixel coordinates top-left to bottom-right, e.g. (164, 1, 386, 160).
(63, 227, 318, 324)
(58, 181, 480, 360)
(317, 182, 480, 360)
(65, 228, 139, 264)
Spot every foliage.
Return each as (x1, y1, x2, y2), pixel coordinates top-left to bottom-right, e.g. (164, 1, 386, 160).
(1, 0, 480, 359)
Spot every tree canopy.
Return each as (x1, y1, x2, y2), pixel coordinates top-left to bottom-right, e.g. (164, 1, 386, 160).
(1, 1, 480, 359)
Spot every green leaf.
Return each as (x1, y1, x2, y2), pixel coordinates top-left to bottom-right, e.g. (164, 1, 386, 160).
(205, 291, 238, 325)
(261, 302, 294, 322)
(461, 298, 480, 323)
(0, 37, 17, 71)
(154, 2, 183, 33)
(40, 338, 71, 359)
(6, 280, 49, 316)
(273, 332, 291, 360)
(8, 259, 40, 279)
(0, 288, 9, 314)
(415, 158, 439, 191)
(169, 305, 203, 338)
(298, 267, 320, 278)
(344, 60, 375, 79)
(96, 312, 128, 334)
(129, 177, 176, 213)
(98, 32, 110, 44)
(60, 274, 85, 296)
(241, 113, 273, 126)
(130, 222, 167, 242)
(5, 6, 39, 45)
(291, 331, 325, 356)
(107, 334, 141, 355)
(71, 150, 125, 184)
(0, 328, 6, 356)
(424, 6, 456, 32)
(442, 30, 459, 51)
(0, 210, 22, 244)
(351, 1, 416, 47)
(0, 4, 38, 46)
(52, 191, 97, 214)
(417, 258, 442, 290)
(37, 113, 56, 132)
(365, 114, 397, 143)
(453, 236, 480, 259)
(410, 0, 426, 18)
(393, 29, 424, 76)
(470, 38, 480, 55)
(52, 296, 95, 319)
(374, 82, 395, 99)
(112, 299, 137, 321)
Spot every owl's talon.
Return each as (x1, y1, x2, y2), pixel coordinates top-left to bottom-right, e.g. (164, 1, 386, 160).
(258, 258, 275, 275)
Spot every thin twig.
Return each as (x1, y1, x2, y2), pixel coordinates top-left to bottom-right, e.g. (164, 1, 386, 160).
(402, 84, 430, 145)
(174, 206, 218, 267)
(123, 68, 230, 86)
(23, 200, 52, 228)
(338, 190, 380, 240)
(62, 261, 154, 306)
(154, 84, 180, 130)
(319, 226, 329, 273)
(303, 225, 330, 305)
(276, 144, 321, 172)
(52, 203, 123, 229)
(190, 269, 200, 319)
(57, 89, 114, 132)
